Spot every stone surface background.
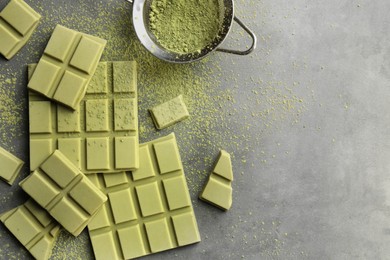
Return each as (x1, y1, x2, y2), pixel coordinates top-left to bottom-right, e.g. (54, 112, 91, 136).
(1, 0, 390, 259)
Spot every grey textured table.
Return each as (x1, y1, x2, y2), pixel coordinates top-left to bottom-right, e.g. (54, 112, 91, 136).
(1, 0, 390, 259)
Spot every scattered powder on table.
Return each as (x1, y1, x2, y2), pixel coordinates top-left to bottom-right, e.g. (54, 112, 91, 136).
(10, 0, 308, 194)
(0, 76, 25, 153)
(50, 231, 92, 260)
(21, 0, 232, 192)
(0, 0, 311, 258)
(149, 0, 222, 54)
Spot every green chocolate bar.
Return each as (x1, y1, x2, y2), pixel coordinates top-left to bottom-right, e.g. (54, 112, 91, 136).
(0, 200, 61, 260)
(199, 150, 233, 211)
(0, 145, 24, 185)
(19, 150, 107, 236)
(88, 133, 200, 259)
(28, 25, 106, 110)
(28, 61, 139, 174)
(149, 95, 189, 129)
(0, 0, 41, 60)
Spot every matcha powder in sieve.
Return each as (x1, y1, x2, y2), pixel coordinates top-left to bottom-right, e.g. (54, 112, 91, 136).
(149, 0, 222, 54)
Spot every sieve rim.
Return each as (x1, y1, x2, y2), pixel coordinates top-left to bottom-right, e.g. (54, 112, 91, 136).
(132, 0, 255, 63)
(132, 0, 234, 63)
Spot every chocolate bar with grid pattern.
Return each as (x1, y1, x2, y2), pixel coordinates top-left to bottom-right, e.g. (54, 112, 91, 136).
(20, 150, 107, 236)
(88, 133, 200, 259)
(28, 25, 106, 109)
(0, 200, 61, 260)
(28, 61, 139, 174)
(199, 150, 233, 210)
(0, 0, 41, 59)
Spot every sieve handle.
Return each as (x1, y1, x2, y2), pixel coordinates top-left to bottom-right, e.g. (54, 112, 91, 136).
(216, 16, 257, 55)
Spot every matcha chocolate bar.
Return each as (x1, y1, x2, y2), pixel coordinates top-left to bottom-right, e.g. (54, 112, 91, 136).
(20, 150, 107, 236)
(88, 133, 200, 259)
(28, 25, 106, 110)
(28, 61, 139, 174)
(199, 150, 233, 210)
(0, 145, 24, 185)
(0, 200, 61, 260)
(149, 95, 189, 129)
(0, 0, 41, 59)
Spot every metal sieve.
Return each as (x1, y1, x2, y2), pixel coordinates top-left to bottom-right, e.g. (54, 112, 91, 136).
(128, 0, 257, 63)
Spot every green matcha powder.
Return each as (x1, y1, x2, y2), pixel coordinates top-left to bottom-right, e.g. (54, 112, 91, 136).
(149, 0, 222, 54)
